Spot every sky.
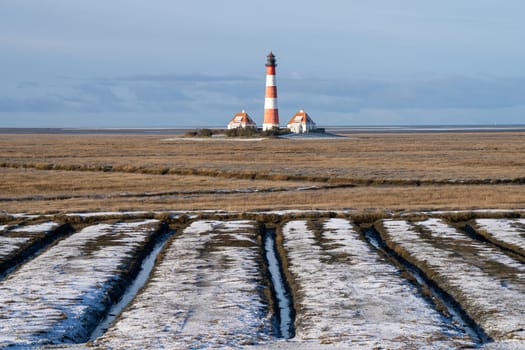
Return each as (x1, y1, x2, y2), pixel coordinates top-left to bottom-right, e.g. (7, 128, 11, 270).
(1, 0, 524, 127)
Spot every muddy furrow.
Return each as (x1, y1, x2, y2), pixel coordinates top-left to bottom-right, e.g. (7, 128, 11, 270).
(379, 218, 525, 341)
(95, 220, 272, 349)
(0, 219, 163, 347)
(277, 218, 474, 349)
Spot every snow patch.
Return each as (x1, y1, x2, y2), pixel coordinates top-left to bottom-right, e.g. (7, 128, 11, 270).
(476, 219, 525, 253)
(8, 213, 40, 219)
(0, 219, 159, 347)
(0, 236, 32, 260)
(281, 219, 472, 348)
(383, 219, 525, 341)
(96, 220, 272, 348)
(12, 221, 58, 233)
(0, 221, 59, 264)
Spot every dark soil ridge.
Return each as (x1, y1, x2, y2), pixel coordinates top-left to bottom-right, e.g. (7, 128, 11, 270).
(170, 210, 525, 225)
(13, 209, 519, 229)
(0, 223, 74, 280)
(3, 161, 525, 187)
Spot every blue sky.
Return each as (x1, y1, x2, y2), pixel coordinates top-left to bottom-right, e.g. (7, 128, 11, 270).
(1, 1, 524, 127)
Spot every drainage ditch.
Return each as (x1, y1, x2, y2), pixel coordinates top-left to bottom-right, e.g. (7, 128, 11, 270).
(261, 227, 295, 339)
(361, 226, 490, 345)
(89, 228, 176, 341)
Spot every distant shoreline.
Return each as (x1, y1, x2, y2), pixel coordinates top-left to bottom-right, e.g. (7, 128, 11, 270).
(1, 125, 525, 135)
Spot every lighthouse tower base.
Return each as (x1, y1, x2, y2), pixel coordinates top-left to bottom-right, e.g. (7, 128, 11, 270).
(262, 123, 280, 131)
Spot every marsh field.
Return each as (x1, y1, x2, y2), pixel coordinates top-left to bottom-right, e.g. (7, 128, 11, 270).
(0, 131, 524, 214)
(1, 130, 525, 349)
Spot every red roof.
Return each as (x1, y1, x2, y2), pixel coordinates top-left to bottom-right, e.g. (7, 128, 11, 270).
(228, 110, 256, 126)
(287, 109, 315, 125)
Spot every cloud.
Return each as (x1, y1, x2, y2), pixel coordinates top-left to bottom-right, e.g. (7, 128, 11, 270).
(117, 73, 256, 83)
(281, 76, 525, 111)
(0, 96, 62, 113)
(1, 73, 524, 127)
(16, 81, 39, 89)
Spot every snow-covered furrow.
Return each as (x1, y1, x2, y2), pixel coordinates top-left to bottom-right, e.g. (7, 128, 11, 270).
(88, 229, 175, 341)
(474, 219, 525, 257)
(0, 221, 59, 260)
(0, 221, 62, 276)
(0, 235, 31, 260)
(382, 218, 525, 341)
(95, 220, 272, 349)
(11, 221, 59, 233)
(281, 219, 473, 349)
(0, 219, 159, 347)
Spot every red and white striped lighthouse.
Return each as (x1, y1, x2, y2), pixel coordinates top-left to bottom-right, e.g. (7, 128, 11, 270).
(262, 52, 280, 131)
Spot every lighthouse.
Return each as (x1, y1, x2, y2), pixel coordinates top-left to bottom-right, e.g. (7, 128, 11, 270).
(262, 52, 280, 131)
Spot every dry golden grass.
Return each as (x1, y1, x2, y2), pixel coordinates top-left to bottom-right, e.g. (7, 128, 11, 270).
(0, 132, 524, 213)
(0, 168, 316, 197)
(1, 132, 524, 182)
(1, 182, 524, 214)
